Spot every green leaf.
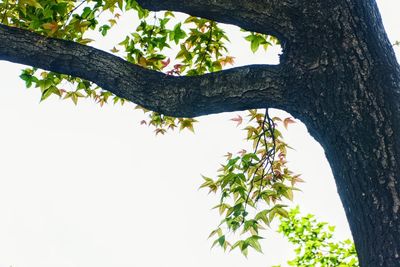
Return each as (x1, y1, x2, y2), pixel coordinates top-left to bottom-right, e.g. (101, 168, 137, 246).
(40, 86, 60, 102)
(247, 235, 263, 253)
(171, 23, 187, 44)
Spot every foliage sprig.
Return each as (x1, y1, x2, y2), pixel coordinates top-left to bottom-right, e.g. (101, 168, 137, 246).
(200, 109, 302, 256)
(274, 207, 359, 267)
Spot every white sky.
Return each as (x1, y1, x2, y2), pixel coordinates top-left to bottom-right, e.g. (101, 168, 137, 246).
(0, 1, 399, 267)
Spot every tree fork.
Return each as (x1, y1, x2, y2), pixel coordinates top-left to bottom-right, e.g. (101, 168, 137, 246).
(142, 0, 400, 266)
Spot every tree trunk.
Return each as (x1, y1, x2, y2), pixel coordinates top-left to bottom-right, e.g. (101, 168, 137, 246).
(278, 1, 400, 266)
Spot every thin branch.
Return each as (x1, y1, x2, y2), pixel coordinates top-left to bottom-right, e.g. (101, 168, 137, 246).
(64, 0, 88, 21)
(242, 110, 269, 218)
(60, 0, 88, 32)
(242, 109, 278, 220)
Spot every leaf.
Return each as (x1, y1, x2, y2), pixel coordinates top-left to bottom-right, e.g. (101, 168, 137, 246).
(291, 174, 305, 186)
(42, 22, 58, 34)
(247, 235, 264, 253)
(154, 128, 166, 135)
(199, 175, 214, 189)
(220, 56, 235, 66)
(171, 23, 187, 44)
(224, 152, 233, 160)
(276, 207, 289, 218)
(283, 188, 294, 201)
(230, 114, 243, 126)
(37, 79, 53, 90)
(79, 38, 95, 45)
(179, 118, 197, 133)
(100, 25, 111, 36)
(108, 19, 117, 26)
(255, 210, 270, 225)
(283, 117, 296, 129)
(237, 149, 246, 156)
(161, 58, 170, 69)
(164, 11, 175, 17)
(211, 235, 225, 248)
(110, 47, 119, 53)
(40, 86, 58, 102)
(138, 57, 147, 67)
(251, 38, 260, 53)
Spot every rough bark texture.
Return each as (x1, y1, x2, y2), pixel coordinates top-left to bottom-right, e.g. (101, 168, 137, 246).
(1, 0, 400, 266)
(0, 24, 292, 117)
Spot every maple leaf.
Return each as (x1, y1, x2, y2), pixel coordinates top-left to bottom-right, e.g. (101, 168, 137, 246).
(42, 22, 58, 35)
(230, 114, 243, 126)
(224, 152, 233, 160)
(237, 149, 247, 156)
(161, 58, 171, 69)
(155, 128, 166, 135)
(283, 117, 296, 129)
(179, 118, 196, 133)
(110, 47, 119, 53)
(272, 116, 282, 122)
(108, 19, 117, 26)
(291, 174, 305, 186)
(79, 38, 95, 45)
(173, 64, 183, 70)
(138, 57, 147, 67)
(220, 56, 235, 66)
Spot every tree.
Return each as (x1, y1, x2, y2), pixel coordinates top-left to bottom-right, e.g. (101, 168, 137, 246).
(0, 0, 399, 266)
(276, 207, 358, 267)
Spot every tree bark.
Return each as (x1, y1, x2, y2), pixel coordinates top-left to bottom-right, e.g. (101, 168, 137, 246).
(1, 0, 400, 266)
(266, 0, 400, 265)
(0, 24, 293, 117)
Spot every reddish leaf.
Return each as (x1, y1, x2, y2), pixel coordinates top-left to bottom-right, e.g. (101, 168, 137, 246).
(291, 174, 305, 186)
(161, 58, 171, 69)
(224, 152, 233, 160)
(42, 21, 58, 34)
(230, 114, 243, 126)
(283, 117, 296, 129)
(174, 64, 183, 69)
(154, 128, 166, 135)
(237, 149, 247, 156)
(220, 56, 235, 66)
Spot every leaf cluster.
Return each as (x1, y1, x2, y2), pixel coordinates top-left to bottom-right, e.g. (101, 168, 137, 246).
(273, 207, 359, 267)
(200, 110, 303, 256)
(244, 32, 279, 53)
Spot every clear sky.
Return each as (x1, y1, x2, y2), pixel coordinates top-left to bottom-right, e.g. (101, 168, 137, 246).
(0, 1, 399, 267)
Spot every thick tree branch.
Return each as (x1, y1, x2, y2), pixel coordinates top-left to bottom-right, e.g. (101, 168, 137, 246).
(136, 0, 296, 43)
(0, 24, 291, 117)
